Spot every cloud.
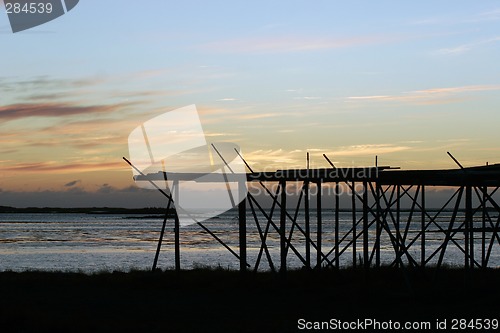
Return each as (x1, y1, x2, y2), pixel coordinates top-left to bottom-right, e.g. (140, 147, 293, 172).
(294, 96, 322, 100)
(97, 184, 113, 194)
(436, 36, 500, 55)
(65, 186, 86, 194)
(347, 95, 391, 100)
(64, 180, 81, 187)
(243, 144, 410, 170)
(0, 76, 105, 93)
(347, 84, 500, 105)
(204, 132, 238, 138)
(410, 8, 500, 26)
(200, 34, 391, 54)
(436, 45, 470, 55)
(468, 8, 500, 23)
(235, 113, 284, 120)
(412, 85, 500, 94)
(0, 101, 138, 121)
(2, 161, 125, 174)
(332, 144, 410, 157)
(0, 186, 167, 208)
(245, 149, 302, 167)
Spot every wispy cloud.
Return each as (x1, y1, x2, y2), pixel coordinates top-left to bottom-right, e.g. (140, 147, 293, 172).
(436, 36, 500, 55)
(0, 101, 138, 121)
(436, 45, 470, 55)
(200, 34, 392, 54)
(0, 76, 106, 93)
(347, 84, 500, 105)
(410, 8, 500, 26)
(467, 8, 500, 23)
(294, 96, 322, 100)
(333, 144, 410, 157)
(234, 113, 285, 120)
(245, 149, 302, 166)
(412, 85, 500, 94)
(204, 131, 238, 138)
(244, 144, 411, 170)
(2, 161, 125, 174)
(347, 95, 391, 101)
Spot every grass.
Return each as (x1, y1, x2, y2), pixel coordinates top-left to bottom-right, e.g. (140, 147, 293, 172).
(0, 267, 499, 332)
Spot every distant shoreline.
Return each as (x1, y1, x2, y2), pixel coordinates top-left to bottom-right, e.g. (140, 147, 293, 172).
(0, 206, 175, 214)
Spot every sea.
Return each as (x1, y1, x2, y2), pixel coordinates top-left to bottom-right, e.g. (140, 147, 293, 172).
(1, 210, 499, 272)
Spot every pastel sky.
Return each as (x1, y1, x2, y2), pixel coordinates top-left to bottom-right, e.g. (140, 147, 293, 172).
(1, 1, 500, 207)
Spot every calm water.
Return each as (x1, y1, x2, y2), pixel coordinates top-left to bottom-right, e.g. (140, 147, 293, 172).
(0, 211, 499, 272)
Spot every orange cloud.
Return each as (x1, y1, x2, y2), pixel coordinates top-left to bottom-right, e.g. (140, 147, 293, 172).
(2, 160, 126, 174)
(243, 144, 411, 170)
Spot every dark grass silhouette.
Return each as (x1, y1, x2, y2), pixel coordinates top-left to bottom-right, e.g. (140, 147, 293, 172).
(0, 267, 499, 332)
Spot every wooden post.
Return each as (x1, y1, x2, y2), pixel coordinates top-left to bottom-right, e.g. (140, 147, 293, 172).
(482, 186, 486, 269)
(465, 185, 472, 270)
(335, 182, 340, 270)
(376, 182, 381, 268)
(396, 185, 401, 268)
(305, 180, 311, 269)
(305, 153, 311, 269)
(173, 180, 180, 273)
(152, 198, 171, 271)
(316, 179, 322, 269)
(421, 185, 425, 268)
(239, 180, 247, 273)
(363, 181, 369, 269)
(351, 181, 356, 268)
(280, 179, 287, 274)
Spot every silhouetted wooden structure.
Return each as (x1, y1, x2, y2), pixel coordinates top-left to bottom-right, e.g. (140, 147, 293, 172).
(128, 154, 500, 273)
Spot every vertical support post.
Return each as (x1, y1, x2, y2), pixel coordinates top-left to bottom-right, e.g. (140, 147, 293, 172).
(152, 198, 170, 271)
(280, 179, 287, 274)
(305, 153, 311, 269)
(376, 182, 381, 268)
(335, 182, 340, 270)
(482, 186, 487, 269)
(363, 181, 369, 269)
(238, 179, 247, 273)
(375, 159, 380, 268)
(396, 185, 401, 268)
(470, 187, 474, 269)
(421, 185, 425, 268)
(465, 185, 472, 270)
(316, 179, 322, 269)
(173, 180, 181, 273)
(305, 180, 311, 269)
(351, 181, 357, 268)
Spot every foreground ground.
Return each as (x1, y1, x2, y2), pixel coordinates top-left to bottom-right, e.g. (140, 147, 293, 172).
(0, 268, 499, 332)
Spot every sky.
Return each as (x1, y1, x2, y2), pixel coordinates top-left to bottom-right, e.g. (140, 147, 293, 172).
(1, 1, 500, 207)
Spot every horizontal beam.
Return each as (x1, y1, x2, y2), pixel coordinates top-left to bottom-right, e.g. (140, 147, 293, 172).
(135, 164, 500, 186)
